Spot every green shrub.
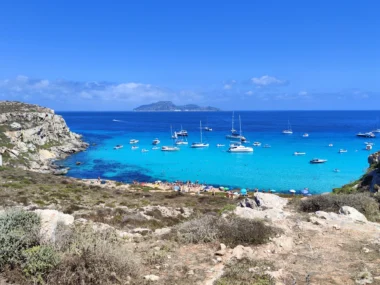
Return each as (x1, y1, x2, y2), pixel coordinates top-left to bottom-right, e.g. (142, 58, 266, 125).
(22, 246, 60, 283)
(299, 193, 380, 221)
(0, 210, 40, 268)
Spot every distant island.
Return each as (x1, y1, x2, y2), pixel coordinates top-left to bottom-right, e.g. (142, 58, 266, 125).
(133, 101, 220, 112)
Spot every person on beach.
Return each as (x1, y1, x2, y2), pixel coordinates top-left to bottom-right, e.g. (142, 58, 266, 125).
(97, 176, 100, 183)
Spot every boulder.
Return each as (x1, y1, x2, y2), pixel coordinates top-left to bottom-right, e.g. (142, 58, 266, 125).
(34, 209, 74, 242)
(144, 275, 160, 281)
(232, 245, 254, 260)
(215, 243, 227, 256)
(154, 227, 171, 236)
(339, 206, 367, 223)
(10, 122, 21, 130)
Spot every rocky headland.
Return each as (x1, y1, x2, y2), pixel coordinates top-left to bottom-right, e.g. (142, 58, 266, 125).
(0, 101, 88, 173)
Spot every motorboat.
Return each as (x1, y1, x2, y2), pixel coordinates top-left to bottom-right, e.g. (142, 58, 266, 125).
(191, 121, 209, 148)
(226, 112, 247, 141)
(253, 142, 261, 146)
(302, 133, 309, 137)
(152, 146, 160, 150)
(141, 149, 149, 153)
(310, 158, 327, 164)
(263, 144, 271, 148)
(114, 145, 123, 150)
(338, 149, 348, 153)
(204, 127, 213, 132)
(366, 144, 373, 150)
(175, 139, 188, 145)
(161, 146, 180, 151)
(282, 120, 293, 134)
(131, 146, 139, 150)
(152, 138, 160, 145)
(217, 144, 225, 147)
(294, 152, 306, 156)
(328, 144, 333, 147)
(334, 169, 340, 173)
(356, 132, 375, 138)
(130, 139, 139, 144)
(176, 125, 188, 136)
(228, 144, 254, 153)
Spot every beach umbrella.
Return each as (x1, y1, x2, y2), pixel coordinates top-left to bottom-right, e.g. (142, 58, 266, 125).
(289, 189, 296, 193)
(174, 186, 180, 191)
(224, 187, 230, 191)
(270, 189, 276, 193)
(219, 186, 225, 190)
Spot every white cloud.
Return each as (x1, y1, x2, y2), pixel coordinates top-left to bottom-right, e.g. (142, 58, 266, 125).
(298, 91, 308, 96)
(223, 84, 232, 90)
(251, 75, 287, 86)
(245, 90, 253, 95)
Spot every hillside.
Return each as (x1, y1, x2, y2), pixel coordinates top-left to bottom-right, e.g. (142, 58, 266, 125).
(133, 101, 220, 112)
(0, 101, 88, 173)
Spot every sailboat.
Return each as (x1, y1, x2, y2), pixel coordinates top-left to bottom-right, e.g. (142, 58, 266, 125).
(162, 126, 180, 151)
(176, 125, 188, 136)
(225, 111, 246, 141)
(372, 117, 380, 133)
(204, 118, 213, 131)
(228, 116, 253, 153)
(191, 121, 209, 148)
(282, 120, 293, 134)
(175, 136, 188, 145)
(170, 126, 177, 139)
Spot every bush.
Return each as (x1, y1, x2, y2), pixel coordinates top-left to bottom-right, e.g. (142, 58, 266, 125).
(47, 225, 140, 285)
(22, 246, 60, 283)
(0, 209, 40, 269)
(299, 193, 380, 221)
(173, 215, 277, 247)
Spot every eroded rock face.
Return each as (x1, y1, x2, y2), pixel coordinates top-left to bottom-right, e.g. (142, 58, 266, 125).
(34, 209, 74, 242)
(339, 206, 368, 223)
(0, 101, 88, 172)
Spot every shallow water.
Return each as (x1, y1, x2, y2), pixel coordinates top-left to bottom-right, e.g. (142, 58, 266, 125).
(59, 111, 379, 194)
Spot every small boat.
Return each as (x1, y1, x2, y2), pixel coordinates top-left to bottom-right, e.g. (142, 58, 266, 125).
(204, 127, 213, 132)
(328, 144, 333, 147)
(152, 146, 160, 150)
(191, 121, 209, 148)
(228, 144, 254, 153)
(294, 152, 306, 156)
(130, 139, 139, 144)
(226, 112, 247, 142)
(372, 129, 380, 133)
(175, 139, 188, 145)
(141, 149, 149, 153)
(282, 120, 293, 134)
(114, 145, 123, 150)
(338, 149, 348, 153)
(334, 169, 340, 173)
(356, 132, 375, 138)
(176, 125, 188, 137)
(263, 144, 271, 148)
(253, 142, 262, 146)
(310, 158, 327, 164)
(366, 144, 373, 150)
(152, 139, 160, 145)
(364, 142, 374, 146)
(131, 146, 139, 150)
(217, 144, 225, 147)
(302, 133, 309, 137)
(170, 126, 177, 139)
(161, 146, 180, 151)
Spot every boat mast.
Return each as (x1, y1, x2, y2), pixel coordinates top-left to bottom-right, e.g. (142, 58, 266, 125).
(200, 121, 203, 143)
(231, 111, 235, 132)
(239, 115, 242, 141)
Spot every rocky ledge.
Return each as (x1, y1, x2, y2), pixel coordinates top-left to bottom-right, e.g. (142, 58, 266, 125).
(0, 101, 88, 173)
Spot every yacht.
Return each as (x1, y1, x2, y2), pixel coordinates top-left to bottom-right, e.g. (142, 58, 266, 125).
(225, 112, 247, 141)
(282, 120, 293, 134)
(310, 158, 327, 164)
(302, 133, 309, 137)
(114, 145, 123, 150)
(130, 139, 139, 144)
(131, 146, 139, 150)
(253, 142, 262, 146)
(176, 125, 188, 136)
(161, 146, 180, 151)
(191, 121, 209, 148)
(228, 143, 253, 153)
(338, 149, 348, 153)
(263, 144, 271, 148)
(356, 132, 375, 138)
(152, 138, 160, 145)
(294, 152, 306, 156)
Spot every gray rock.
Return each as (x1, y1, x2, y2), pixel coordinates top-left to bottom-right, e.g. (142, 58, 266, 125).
(356, 268, 373, 284)
(339, 206, 367, 223)
(10, 122, 21, 130)
(144, 275, 160, 281)
(34, 209, 74, 242)
(232, 245, 254, 260)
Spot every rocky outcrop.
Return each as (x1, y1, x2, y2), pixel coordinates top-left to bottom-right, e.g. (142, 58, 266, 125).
(0, 101, 88, 172)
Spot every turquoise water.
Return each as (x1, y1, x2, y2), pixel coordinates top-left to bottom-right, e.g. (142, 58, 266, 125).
(59, 111, 378, 194)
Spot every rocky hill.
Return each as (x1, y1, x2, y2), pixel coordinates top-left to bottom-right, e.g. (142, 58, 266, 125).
(0, 101, 88, 173)
(134, 101, 220, 112)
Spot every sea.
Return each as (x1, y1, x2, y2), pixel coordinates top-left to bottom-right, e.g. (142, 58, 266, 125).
(58, 111, 379, 194)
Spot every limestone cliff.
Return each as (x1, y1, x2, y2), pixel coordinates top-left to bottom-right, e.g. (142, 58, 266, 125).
(0, 101, 88, 172)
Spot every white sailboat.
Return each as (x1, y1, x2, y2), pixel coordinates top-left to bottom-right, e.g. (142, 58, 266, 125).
(282, 120, 293, 134)
(226, 111, 246, 141)
(162, 126, 180, 151)
(170, 125, 177, 139)
(191, 121, 209, 148)
(228, 116, 253, 153)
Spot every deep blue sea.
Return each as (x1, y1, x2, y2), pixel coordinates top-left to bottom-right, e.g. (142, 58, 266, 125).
(58, 111, 379, 194)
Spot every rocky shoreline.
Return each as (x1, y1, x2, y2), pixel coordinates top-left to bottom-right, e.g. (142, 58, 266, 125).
(0, 101, 88, 173)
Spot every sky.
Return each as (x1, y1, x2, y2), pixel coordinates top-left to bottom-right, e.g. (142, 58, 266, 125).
(0, 0, 379, 111)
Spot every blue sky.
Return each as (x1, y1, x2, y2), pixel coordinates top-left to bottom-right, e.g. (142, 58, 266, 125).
(0, 0, 379, 110)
